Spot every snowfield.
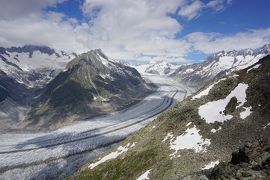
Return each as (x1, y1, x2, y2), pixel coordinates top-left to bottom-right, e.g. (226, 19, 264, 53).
(192, 78, 226, 100)
(201, 160, 220, 170)
(137, 169, 151, 180)
(247, 64, 261, 73)
(0, 74, 192, 179)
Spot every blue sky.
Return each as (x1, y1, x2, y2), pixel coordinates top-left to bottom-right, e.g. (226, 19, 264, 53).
(179, 0, 270, 36)
(0, 0, 269, 63)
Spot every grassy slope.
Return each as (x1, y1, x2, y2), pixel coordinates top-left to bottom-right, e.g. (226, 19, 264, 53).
(71, 55, 270, 179)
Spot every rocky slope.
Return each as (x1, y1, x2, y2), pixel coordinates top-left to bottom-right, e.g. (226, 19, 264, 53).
(171, 44, 270, 89)
(25, 49, 152, 129)
(71, 55, 270, 179)
(205, 142, 270, 179)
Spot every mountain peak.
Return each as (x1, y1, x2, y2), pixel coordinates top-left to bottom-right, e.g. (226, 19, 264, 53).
(66, 49, 118, 71)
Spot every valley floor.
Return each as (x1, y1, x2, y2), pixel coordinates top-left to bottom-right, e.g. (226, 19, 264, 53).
(0, 74, 192, 179)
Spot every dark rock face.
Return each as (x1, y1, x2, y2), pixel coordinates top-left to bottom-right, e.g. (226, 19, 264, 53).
(205, 142, 270, 180)
(0, 70, 30, 104)
(230, 145, 250, 165)
(224, 96, 238, 115)
(5, 45, 56, 57)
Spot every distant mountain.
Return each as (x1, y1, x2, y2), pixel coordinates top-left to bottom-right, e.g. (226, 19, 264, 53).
(0, 45, 76, 88)
(25, 49, 152, 129)
(73, 55, 270, 179)
(134, 60, 180, 76)
(171, 44, 270, 88)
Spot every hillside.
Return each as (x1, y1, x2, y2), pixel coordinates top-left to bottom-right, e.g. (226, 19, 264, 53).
(72, 55, 270, 179)
(171, 44, 270, 89)
(25, 49, 153, 129)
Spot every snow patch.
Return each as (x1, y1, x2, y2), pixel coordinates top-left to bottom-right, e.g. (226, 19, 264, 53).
(162, 132, 173, 142)
(210, 127, 222, 133)
(97, 54, 109, 67)
(137, 169, 151, 180)
(202, 160, 220, 170)
(169, 126, 211, 158)
(192, 78, 226, 100)
(88, 142, 136, 169)
(186, 122, 192, 127)
(198, 83, 249, 123)
(240, 106, 252, 119)
(183, 68, 194, 74)
(247, 64, 261, 73)
(99, 73, 115, 81)
(263, 123, 270, 129)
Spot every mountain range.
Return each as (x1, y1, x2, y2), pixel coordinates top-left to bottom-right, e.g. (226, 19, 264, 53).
(171, 44, 270, 89)
(134, 44, 270, 90)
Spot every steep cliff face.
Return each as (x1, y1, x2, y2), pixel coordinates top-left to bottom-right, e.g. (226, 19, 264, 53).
(72, 55, 270, 180)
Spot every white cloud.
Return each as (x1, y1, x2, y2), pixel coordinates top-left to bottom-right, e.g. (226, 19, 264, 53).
(0, 0, 66, 20)
(80, 0, 191, 61)
(0, 0, 268, 63)
(186, 28, 270, 53)
(206, 0, 226, 11)
(0, 13, 89, 53)
(0, 0, 193, 62)
(178, 0, 204, 20)
(178, 0, 232, 20)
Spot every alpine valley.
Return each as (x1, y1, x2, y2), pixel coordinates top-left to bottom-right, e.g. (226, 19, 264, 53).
(1, 1, 269, 180)
(0, 46, 153, 130)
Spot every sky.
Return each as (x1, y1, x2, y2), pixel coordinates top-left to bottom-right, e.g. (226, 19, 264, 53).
(0, 0, 269, 63)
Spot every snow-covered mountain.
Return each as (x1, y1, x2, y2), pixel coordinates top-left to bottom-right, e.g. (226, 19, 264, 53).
(5, 49, 151, 129)
(0, 45, 76, 88)
(135, 60, 180, 76)
(0, 46, 152, 130)
(171, 44, 270, 88)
